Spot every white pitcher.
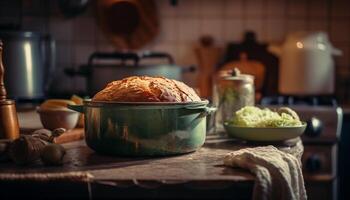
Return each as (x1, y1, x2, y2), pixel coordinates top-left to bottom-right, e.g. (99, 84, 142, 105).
(269, 31, 342, 95)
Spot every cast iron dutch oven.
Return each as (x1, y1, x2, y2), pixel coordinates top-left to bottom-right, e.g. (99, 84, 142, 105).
(68, 99, 215, 156)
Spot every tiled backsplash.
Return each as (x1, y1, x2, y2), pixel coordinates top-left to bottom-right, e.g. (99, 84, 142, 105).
(14, 0, 350, 102)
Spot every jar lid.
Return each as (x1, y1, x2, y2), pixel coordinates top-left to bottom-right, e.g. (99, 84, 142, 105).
(218, 68, 254, 83)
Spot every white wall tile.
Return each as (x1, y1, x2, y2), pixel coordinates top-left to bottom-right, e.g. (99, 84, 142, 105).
(266, 18, 286, 42)
(244, 0, 265, 17)
(224, 0, 243, 17)
(200, 18, 224, 42)
(199, 0, 224, 17)
(287, 0, 307, 17)
(266, 0, 286, 17)
(56, 42, 72, 65)
(49, 17, 73, 42)
(331, 0, 350, 17)
(177, 44, 198, 87)
(177, 44, 198, 66)
(244, 18, 265, 42)
(176, 0, 200, 17)
(96, 42, 116, 52)
(48, 0, 61, 16)
(22, 17, 48, 33)
(223, 18, 244, 42)
(157, 0, 177, 17)
(157, 17, 178, 43)
(96, 28, 109, 43)
(287, 19, 307, 32)
(73, 17, 96, 42)
(73, 76, 87, 92)
(330, 19, 350, 42)
(145, 43, 178, 62)
(309, 0, 329, 18)
(307, 19, 329, 32)
(73, 43, 96, 65)
(49, 63, 74, 93)
(178, 18, 200, 43)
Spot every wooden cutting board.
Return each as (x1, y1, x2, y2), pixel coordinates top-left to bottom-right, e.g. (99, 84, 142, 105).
(20, 128, 85, 144)
(195, 36, 223, 98)
(53, 128, 85, 144)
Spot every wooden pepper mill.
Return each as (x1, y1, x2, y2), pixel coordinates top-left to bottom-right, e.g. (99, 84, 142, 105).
(0, 40, 20, 140)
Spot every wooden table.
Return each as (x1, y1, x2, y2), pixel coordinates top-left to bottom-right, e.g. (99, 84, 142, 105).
(0, 111, 303, 199)
(0, 135, 257, 199)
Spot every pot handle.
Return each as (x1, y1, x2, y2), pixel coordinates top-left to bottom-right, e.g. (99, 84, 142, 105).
(332, 47, 342, 56)
(267, 44, 281, 56)
(182, 106, 217, 116)
(67, 104, 84, 113)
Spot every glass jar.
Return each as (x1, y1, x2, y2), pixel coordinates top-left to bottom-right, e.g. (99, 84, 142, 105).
(212, 68, 255, 133)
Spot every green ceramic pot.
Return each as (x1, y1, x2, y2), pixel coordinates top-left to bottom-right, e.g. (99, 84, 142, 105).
(68, 100, 216, 156)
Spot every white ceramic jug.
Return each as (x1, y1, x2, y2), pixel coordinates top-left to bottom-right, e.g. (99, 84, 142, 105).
(269, 31, 342, 95)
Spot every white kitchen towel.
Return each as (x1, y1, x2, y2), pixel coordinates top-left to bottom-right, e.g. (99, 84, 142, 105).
(224, 146, 307, 200)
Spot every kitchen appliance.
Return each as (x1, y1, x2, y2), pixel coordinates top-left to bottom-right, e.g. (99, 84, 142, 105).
(0, 40, 19, 140)
(0, 31, 55, 100)
(65, 51, 195, 96)
(269, 31, 342, 95)
(261, 96, 342, 200)
(68, 100, 215, 156)
(96, 0, 159, 49)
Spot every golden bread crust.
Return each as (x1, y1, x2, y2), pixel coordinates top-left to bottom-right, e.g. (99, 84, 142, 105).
(92, 76, 201, 102)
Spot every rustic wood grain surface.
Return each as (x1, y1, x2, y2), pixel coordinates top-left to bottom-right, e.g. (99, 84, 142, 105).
(0, 134, 303, 183)
(0, 110, 303, 200)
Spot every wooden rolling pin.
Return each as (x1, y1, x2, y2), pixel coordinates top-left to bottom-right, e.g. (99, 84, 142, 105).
(20, 128, 84, 144)
(53, 128, 85, 144)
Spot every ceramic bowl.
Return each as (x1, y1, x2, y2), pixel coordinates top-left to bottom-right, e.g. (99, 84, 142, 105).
(37, 108, 79, 130)
(224, 122, 307, 142)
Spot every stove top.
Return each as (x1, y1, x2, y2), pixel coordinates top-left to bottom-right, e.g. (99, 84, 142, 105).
(260, 96, 342, 144)
(261, 96, 338, 107)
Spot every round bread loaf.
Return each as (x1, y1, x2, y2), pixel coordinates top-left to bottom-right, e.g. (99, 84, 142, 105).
(92, 76, 201, 102)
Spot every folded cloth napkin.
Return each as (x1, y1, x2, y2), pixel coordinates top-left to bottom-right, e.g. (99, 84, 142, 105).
(224, 145, 307, 200)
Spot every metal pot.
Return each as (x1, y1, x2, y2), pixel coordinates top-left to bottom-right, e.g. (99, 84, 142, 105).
(0, 31, 56, 100)
(65, 51, 195, 96)
(68, 100, 215, 156)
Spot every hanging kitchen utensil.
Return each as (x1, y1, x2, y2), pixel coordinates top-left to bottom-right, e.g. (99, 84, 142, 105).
(195, 35, 223, 99)
(0, 40, 20, 140)
(96, 0, 159, 50)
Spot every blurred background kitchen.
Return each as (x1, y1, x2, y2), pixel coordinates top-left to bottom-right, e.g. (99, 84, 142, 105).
(0, 0, 349, 103)
(0, 0, 350, 200)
